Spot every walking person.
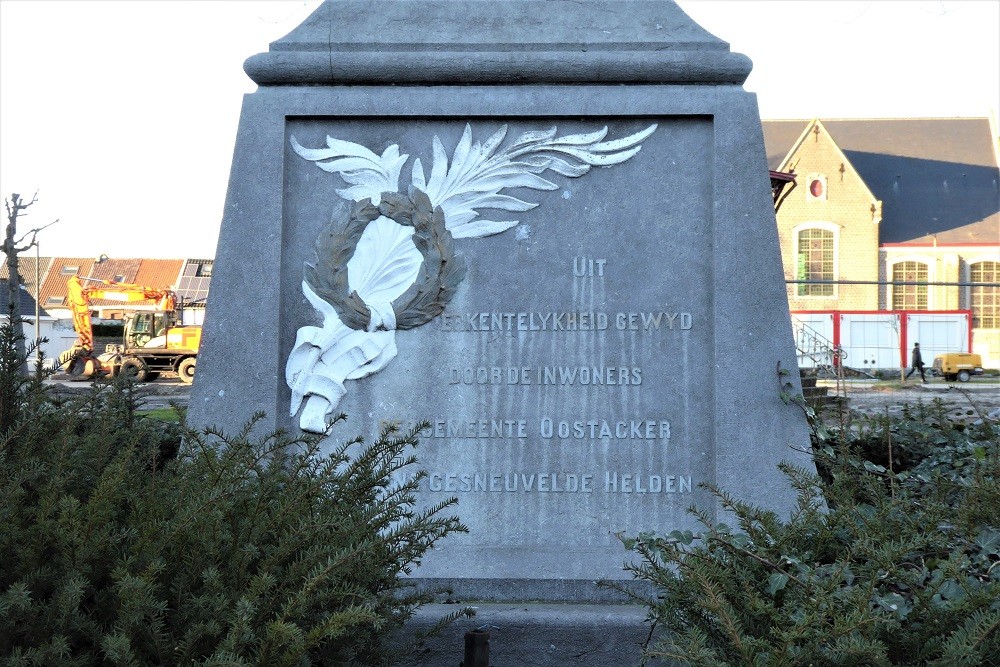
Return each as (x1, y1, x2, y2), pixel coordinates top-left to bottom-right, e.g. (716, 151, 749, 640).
(904, 342, 927, 383)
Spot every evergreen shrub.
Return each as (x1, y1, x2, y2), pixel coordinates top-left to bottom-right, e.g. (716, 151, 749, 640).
(615, 398, 1000, 666)
(0, 320, 466, 665)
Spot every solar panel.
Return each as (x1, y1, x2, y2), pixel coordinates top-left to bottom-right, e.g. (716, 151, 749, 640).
(177, 259, 213, 308)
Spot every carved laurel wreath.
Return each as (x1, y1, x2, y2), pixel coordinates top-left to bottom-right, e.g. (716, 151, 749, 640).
(304, 189, 467, 331)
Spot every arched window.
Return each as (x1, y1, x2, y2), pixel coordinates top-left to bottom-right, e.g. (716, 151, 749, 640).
(891, 261, 928, 310)
(970, 261, 999, 328)
(795, 225, 836, 297)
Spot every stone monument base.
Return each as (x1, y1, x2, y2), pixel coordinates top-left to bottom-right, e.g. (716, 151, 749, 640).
(190, 4, 813, 665)
(397, 603, 655, 667)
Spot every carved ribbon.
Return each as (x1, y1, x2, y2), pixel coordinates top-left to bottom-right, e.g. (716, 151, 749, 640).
(286, 217, 421, 432)
(285, 283, 398, 432)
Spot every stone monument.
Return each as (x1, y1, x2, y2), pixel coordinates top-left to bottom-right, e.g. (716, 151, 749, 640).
(188, 1, 813, 663)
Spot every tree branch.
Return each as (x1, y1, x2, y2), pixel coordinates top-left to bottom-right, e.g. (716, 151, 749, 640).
(14, 219, 59, 251)
(4, 190, 39, 222)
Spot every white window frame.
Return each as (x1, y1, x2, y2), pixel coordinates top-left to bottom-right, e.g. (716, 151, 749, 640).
(793, 221, 840, 300)
(966, 254, 1000, 330)
(889, 255, 935, 311)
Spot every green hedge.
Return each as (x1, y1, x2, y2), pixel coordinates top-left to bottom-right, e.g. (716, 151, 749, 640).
(615, 399, 1000, 666)
(0, 321, 466, 665)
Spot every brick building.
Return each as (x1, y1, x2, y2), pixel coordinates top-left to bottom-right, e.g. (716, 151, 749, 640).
(764, 117, 1000, 368)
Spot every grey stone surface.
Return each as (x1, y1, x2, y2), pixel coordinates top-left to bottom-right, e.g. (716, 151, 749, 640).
(245, 0, 751, 85)
(188, 1, 812, 662)
(394, 603, 655, 666)
(191, 82, 811, 588)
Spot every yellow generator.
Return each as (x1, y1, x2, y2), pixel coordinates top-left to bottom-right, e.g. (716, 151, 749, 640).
(931, 352, 984, 382)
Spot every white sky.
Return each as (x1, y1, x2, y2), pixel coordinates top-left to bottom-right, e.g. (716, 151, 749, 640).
(1, 0, 997, 260)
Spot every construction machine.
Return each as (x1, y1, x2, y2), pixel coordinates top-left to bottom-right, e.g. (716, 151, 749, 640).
(60, 275, 201, 383)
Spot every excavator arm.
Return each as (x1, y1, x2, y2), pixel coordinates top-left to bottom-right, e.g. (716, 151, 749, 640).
(66, 274, 178, 357)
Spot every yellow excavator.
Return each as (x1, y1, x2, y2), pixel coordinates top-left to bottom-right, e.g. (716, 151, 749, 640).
(59, 275, 201, 383)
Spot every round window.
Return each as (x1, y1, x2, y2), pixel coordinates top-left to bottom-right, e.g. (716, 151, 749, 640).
(809, 179, 824, 198)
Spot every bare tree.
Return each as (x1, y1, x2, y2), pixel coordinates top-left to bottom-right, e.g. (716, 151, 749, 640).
(3, 192, 57, 373)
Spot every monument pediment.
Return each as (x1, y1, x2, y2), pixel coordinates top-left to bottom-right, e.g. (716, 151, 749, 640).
(244, 0, 752, 84)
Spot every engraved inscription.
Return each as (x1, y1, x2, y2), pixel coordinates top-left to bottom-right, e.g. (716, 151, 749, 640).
(539, 419, 670, 440)
(424, 419, 529, 439)
(437, 311, 693, 332)
(429, 472, 596, 493)
(449, 366, 642, 386)
(573, 256, 607, 277)
(421, 418, 670, 442)
(397, 471, 694, 494)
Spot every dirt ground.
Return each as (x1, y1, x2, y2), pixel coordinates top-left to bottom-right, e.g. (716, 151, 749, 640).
(45, 376, 191, 410)
(818, 376, 1000, 424)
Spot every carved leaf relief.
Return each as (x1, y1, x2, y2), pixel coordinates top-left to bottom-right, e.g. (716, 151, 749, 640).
(346, 216, 423, 308)
(287, 123, 657, 432)
(289, 135, 408, 205)
(409, 123, 658, 238)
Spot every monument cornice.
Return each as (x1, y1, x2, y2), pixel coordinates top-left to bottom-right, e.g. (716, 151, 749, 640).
(244, 0, 752, 85)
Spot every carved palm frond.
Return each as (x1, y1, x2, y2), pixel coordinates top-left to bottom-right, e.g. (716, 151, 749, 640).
(290, 135, 409, 205)
(410, 123, 658, 238)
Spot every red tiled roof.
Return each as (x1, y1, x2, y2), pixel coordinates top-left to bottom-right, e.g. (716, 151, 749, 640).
(134, 259, 183, 292)
(88, 258, 142, 284)
(36, 257, 185, 310)
(38, 258, 97, 310)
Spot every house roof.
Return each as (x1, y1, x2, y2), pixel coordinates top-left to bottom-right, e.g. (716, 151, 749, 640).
(88, 258, 142, 284)
(38, 258, 97, 310)
(176, 259, 213, 307)
(0, 256, 52, 298)
(37, 257, 186, 311)
(90, 258, 179, 308)
(0, 279, 47, 318)
(133, 259, 184, 294)
(763, 118, 1000, 245)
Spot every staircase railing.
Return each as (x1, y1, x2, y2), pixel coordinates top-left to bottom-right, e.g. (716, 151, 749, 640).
(790, 315, 848, 399)
(791, 316, 835, 373)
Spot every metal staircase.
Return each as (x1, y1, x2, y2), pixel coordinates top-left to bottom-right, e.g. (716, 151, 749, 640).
(790, 315, 847, 403)
(792, 316, 837, 377)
